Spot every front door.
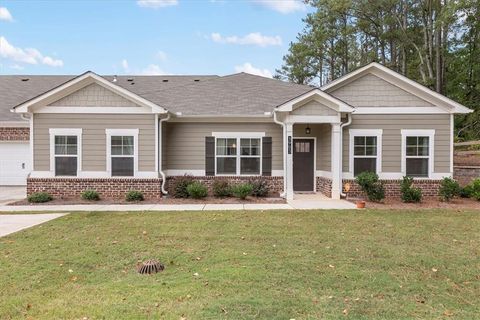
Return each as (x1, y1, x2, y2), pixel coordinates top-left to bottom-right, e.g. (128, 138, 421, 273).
(293, 138, 314, 191)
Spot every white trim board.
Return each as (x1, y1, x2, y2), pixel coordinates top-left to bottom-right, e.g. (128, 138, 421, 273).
(275, 89, 354, 113)
(35, 106, 154, 114)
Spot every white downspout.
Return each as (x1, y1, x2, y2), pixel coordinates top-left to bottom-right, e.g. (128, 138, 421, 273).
(159, 113, 170, 195)
(339, 113, 352, 198)
(273, 110, 286, 198)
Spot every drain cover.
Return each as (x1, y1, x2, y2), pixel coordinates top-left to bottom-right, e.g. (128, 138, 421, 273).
(137, 259, 165, 274)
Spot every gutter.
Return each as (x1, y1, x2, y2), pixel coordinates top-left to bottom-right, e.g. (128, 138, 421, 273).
(339, 113, 352, 198)
(273, 110, 286, 198)
(158, 113, 170, 195)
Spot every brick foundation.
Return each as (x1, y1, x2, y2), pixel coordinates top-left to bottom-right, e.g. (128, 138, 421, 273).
(453, 166, 480, 186)
(342, 179, 442, 199)
(316, 177, 332, 197)
(0, 127, 29, 141)
(166, 176, 284, 196)
(27, 178, 163, 199)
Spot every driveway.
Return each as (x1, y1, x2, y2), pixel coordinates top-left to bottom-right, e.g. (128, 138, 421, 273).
(0, 186, 26, 205)
(0, 214, 67, 237)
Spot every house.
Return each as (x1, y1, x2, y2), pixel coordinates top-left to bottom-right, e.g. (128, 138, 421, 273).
(0, 62, 472, 200)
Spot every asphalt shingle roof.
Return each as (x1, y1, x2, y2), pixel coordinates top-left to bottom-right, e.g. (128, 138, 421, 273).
(0, 73, 313, 122)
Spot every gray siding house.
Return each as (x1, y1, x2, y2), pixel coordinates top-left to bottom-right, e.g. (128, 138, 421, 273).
(0, 63, 472, 200)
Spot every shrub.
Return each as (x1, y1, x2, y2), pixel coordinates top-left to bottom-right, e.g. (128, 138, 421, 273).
(213, 180, 231, 197)
(438, 177, 460, 202)
(231, 183, 253, 200)
(355, 171, 385, 202)
(81, 190, 100, 201)
(400, 176, 422, 203)
(249, 178, 269, 197)
(186, 181, 208, 199)
(125, 190, 144, 202)
(172, 175, 194, 198)
(27, 192, 53, 203)
(460, 185, 473, 198)
(467, 178, 480, 201)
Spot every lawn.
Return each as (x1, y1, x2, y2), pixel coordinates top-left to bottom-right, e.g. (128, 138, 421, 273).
(1, 210, 479, 319)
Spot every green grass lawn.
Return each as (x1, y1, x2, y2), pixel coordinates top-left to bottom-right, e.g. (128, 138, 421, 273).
(1, 210, 479, 319)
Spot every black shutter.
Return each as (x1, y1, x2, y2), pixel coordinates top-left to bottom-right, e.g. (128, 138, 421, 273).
(205, 136, 215, 176)
(262, 136, 272, 176)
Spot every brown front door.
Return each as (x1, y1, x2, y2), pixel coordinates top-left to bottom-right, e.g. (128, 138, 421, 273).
(293, 138, 314, 191)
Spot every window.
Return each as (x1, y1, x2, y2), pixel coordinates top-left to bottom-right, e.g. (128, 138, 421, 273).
(349, 129, 382, 177)
(106, 129, 138, 177)
(49, 128, 82, 177)
(54, 135, 78, 176)
(402, 130, 434, 178)
(214, 133, 263, 175)
(111, 136, 134, 176)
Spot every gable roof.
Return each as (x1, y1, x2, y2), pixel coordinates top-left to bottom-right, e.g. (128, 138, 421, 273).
(322, 62, 472, 114)
(275, 89, 354, 113)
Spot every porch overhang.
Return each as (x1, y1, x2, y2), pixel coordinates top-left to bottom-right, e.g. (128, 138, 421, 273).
(275, 88, 355, 114)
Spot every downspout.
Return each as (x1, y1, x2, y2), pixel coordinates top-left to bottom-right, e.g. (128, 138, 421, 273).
(339, 113, 352, 198)
(159, 113, 170, 195)
(273, 110, 286, 198)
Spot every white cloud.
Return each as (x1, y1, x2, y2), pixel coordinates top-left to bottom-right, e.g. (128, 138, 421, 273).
(121, 59, 129, 72)
(234, 62, 272, 78)
(211, 32, 282, 47)
(0, 36, 63, 67)
(10, 64, 24, 70)
(137, 0, 178, 9)
(0, 7, 13, 21)
(141, 64, 166, 75)
(156, 50, 167, 61)
(252, 0, 305, 14)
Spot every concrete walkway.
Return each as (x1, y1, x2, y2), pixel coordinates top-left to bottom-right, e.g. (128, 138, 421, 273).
(0, 213, 67, 237)
(0, 186, 26, 205)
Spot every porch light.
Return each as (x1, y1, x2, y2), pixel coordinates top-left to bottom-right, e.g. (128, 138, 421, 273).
(305, 125, 311, 135)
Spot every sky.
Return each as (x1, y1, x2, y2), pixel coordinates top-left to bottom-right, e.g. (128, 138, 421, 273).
(0, 0, 311, 77)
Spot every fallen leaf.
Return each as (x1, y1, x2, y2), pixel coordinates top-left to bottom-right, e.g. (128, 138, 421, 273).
(193, 272, 199, 277)
(68, 269, 73, 273)
(443, 310, 453, 316)
(142, 231, 147, 235)
(432, 268, 438, 272)
(329, 264, 335, 268)
(343, 309, 348, 315)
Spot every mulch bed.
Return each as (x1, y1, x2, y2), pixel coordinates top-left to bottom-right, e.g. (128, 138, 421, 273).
(9, 196, 286, 206)
(350, 197, 480, 210)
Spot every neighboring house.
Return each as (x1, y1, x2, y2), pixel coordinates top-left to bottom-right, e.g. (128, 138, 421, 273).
(0, 62, 472, 200)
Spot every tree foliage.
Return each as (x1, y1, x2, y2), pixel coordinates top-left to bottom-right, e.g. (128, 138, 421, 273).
(276, 0, 480, 139)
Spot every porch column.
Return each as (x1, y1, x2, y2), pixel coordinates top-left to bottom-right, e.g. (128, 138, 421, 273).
(286, 122, 294, 201)
(331, 123, 341, 199)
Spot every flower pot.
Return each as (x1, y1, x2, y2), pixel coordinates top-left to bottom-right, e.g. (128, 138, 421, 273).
(356, 200, 366, 209)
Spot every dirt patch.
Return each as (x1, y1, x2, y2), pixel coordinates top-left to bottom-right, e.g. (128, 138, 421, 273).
(351, 197, 480, 210)
(9, 196, 285, 206)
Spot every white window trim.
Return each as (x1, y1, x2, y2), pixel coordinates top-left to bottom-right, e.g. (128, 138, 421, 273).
(401, 129, 435, 178)
(349, 129, 383, 176)
(106, 128, 139, 177)
(212, 132, 264, 176)
(49, 128, 82, 176)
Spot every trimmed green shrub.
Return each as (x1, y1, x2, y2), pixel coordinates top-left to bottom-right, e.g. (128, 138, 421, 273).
(231, 183, 253, 200)
(468, 178, 480, 201)
(172, 175, 194, 198)
(355, 171, 385, 202)
(249, 178, 269, 197)
(27, 192, 53, 203)
(460, 185, 473, 198)
(400, 176, 422, 203)
(213, 180, 231, 197)
(125, 190, 144, 202)
(186, 181, 208, 199)
(81, 190, 100, 201)
(438, 177, 460, 202)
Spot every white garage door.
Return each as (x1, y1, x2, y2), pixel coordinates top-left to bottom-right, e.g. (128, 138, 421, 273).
(0, 142, 31, 186)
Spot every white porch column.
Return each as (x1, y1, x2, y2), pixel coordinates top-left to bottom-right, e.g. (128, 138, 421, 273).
(286, 122, 294, 201)
(331, 123, 342, 199)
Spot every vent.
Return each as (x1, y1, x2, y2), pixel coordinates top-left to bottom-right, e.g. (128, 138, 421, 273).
(21, 78, 29, 82)
(127, 78, 134, 82)
(194, 79, 200, 82)
(137, 259, 164, 274)
(162, 79, 169, 83)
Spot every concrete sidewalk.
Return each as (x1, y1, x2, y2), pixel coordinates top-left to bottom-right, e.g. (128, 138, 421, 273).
(0, 199, 355, 212)
(0, 213, 67, 237)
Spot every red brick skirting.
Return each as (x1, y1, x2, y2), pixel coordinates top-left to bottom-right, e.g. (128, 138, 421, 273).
(166, 176, 284, 196)
(27, 178, 163, 199)
(342, 179, 442, 199)
(316, 177, 332, 197)
(0, 127, 29, 141)
(453, 166, 480, 186)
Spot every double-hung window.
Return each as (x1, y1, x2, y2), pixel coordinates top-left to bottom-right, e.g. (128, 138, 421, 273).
(49, 128, 82, 176)
(106, 129, 138, 177)
(349, 129, 382, 176)
(214, 133, 263, 175)
(402, 130, 434, 178)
